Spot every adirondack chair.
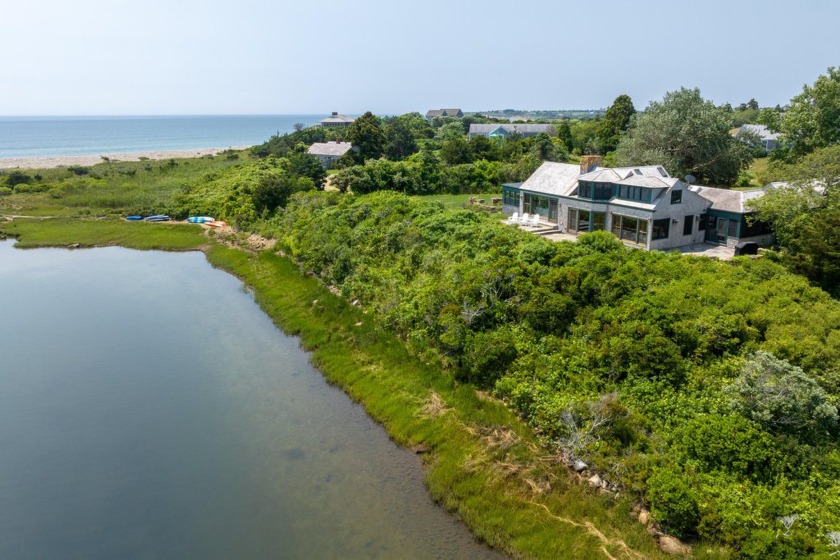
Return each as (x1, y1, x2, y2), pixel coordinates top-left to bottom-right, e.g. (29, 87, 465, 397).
(519, 213, 530, 225)
(506, 212, 519, 224)
(530, 214, 541, 227)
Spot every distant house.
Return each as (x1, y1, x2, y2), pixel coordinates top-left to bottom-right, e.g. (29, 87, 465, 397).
(425, 108, 463, 120)
(502, 156, 773, 250)
(735, 124, 781, 151)
(308, 141, 353, 168)
(469, 123, 556, 139)
(320, 112, 355, 128)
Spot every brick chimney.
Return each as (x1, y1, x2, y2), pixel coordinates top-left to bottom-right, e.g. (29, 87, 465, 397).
(580, 155, 602, 174)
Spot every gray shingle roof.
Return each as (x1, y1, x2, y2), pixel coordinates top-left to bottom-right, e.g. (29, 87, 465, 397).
(426, 108, 463, 118)
(578, 165, 669, 183)
(518, 162, 581, 196)
(688, 185, 765, 213)
(737, 124, 780, 141)
(469, 124, 556, 135)
(308, 141, 353, 157)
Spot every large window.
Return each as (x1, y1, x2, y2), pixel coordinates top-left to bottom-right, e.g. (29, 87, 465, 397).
(568, 209, 607, 232)
(652, 218, 670, 240)
(503, 188, 520, 207)
(578, 182, 613, 200)
(612, 214, 649, 245)
(592, 212, 606, 231)
(616, 185, 658, 203)
(523, 193, 558, 220)
(728, 219, 738, 238)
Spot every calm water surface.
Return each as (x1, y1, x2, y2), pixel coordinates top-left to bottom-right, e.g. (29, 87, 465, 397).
(0, 115, 324, 158)
(0, 240, 503, 559)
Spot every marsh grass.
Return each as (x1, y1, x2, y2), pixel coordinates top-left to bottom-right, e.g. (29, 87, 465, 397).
(2, 218, 208, 251)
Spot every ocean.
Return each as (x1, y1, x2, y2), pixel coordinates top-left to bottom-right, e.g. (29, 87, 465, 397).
(0, 115, 324, 159)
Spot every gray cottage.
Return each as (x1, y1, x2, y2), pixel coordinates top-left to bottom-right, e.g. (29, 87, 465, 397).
(502, 156, 773, 250)
(469, 123, 556, 139)
(735, 124, 781, 151)
(307, 141, 354, 168)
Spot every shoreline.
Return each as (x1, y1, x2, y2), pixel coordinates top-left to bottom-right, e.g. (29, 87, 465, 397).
(0, 146, 251, 169)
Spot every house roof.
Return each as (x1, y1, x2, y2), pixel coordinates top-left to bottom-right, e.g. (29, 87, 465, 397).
(737, 124, 780, 141)
(579, 165, 670, 183)
(614, 175, 678, 189)
(688, 185, 765, 213)
(320, 114, 355, 124)
(308, 141, 353, 157)
(426, 108, 463, 118)
(518, 162, 581, 196)
(469, 123, 556, 135)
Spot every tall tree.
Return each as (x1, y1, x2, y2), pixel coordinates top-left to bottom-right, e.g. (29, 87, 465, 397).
(346, 111, 385, 162)
(597, 94, 636, 153)
(780, 67, 840, 158)
(749, 145, 840, 295)
(555, 120, 574, 153)
(384, 118, 418, 161)
(614, 87, 752, 185)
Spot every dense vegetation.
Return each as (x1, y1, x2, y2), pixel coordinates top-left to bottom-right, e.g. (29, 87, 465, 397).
(259, 190, 840, 558)
(4, 69, 840, 557)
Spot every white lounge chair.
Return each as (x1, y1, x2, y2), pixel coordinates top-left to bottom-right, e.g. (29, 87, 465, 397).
(530, 214, 541, 227)
(519, 212, 530, 225)
(506, 212, 519, 224)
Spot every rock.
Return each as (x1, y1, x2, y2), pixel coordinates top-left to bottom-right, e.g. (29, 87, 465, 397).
(573, 460, 588, 472)
(351, 299, 360, 306)
(638, 509, 650, 525)
(410, 444, 431, 454)
(658, 535, 691, 556)
(587, 475, 602, 488)
(354, 321, 363, 327)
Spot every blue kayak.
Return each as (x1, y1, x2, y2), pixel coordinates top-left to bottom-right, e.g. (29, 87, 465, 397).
(187, 216, 215, 223)
(125, 215, 143, 221)
(145, 215, 171, 222)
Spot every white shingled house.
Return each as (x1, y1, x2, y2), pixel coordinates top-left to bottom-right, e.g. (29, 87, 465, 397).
(502, 156, 773, 250)
(307, 141, 354, 168)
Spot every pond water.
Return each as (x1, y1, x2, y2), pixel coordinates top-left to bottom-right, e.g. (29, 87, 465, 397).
(0, 240, 504, 559)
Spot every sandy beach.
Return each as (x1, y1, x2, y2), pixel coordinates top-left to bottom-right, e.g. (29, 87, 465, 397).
(0, 146, 250, 170)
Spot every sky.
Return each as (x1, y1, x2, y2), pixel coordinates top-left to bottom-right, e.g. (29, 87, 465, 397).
(1, 0, 838, 116)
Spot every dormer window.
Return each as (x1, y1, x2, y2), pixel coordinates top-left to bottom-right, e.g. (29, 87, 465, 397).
(671, 190, 682, 204)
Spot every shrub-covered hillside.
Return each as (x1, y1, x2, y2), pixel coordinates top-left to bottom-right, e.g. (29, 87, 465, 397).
(270, 190, 840, 558)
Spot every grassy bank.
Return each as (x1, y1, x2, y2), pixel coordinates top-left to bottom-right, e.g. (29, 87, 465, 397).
(0, 217, 678, 559)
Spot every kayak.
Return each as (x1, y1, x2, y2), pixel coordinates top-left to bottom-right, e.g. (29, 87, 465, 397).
(206, 220, 228, 228)
(187, 216, 215, 223)
(125, 215, 143, 221)
(145, 215, 171, 222)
